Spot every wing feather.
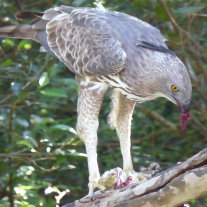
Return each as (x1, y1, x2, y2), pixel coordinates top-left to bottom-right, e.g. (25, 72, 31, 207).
(20, 6, 167, 76)
(42, 7, 126, 76)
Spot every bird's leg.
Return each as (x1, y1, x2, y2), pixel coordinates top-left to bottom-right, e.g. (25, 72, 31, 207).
(108, 89, 136, 174)
(108, 90, 154, 185)
(76, 76, 108, 195)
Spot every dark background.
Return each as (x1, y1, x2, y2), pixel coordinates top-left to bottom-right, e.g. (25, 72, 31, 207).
(0, 0, 206, 206)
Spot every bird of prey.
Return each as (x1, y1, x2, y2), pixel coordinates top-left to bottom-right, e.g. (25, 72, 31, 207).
(0, 5, 192, 194)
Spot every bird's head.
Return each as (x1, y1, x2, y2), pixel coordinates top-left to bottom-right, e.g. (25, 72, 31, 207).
(160, 57, 192, 130)
(124, 49, 192, 130)
(147, 52, 192, 130)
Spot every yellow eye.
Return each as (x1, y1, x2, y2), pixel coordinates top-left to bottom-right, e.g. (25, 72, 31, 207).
(171, 85, 179, 92)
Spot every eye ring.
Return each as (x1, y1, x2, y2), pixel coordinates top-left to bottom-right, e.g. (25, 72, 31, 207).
(171, 85, 179, 92)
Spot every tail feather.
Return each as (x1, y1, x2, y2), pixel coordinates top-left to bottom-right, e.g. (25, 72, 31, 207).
(0, 25, 36, 40)
(16, 11, 43, 20)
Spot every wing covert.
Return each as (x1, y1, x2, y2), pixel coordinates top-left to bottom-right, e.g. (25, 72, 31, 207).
(45, 9, 126, 76)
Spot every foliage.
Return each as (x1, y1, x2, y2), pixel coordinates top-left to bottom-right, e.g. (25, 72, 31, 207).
(0, 0, 206, 206)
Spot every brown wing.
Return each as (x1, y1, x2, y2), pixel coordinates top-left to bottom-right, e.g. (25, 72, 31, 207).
(36, 6, 126, 76)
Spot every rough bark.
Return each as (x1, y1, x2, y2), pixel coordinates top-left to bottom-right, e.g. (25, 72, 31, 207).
(63, 148, 207, 207)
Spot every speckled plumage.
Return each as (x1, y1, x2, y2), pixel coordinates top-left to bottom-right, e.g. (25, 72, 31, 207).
(0, 5, 192, 194)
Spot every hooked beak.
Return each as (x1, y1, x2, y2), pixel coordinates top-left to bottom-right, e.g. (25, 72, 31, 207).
(179, 101, 191, 113)
(174, 98, 191, 131)
(173, 97, 191, 112)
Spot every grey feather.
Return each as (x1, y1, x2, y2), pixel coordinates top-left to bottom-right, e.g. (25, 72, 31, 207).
(0, 5, 192, 194)
(0, 6, 165, 76)
(136, 40, 175, 56)
(0, 5, 191, 103)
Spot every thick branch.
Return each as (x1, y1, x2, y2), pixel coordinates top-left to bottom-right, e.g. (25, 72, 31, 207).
(63, 148, 207, 207)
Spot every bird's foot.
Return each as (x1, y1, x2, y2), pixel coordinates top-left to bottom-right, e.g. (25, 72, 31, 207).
(97, 163, 160, 191)
(126, 162, 160, 185)
(125, 162, 161, 187)
(81, 177, 102, 201)
(87, 173, 101, 195)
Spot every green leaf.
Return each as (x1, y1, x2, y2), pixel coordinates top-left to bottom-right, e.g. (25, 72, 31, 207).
(18, 40, 32, 50)
(17, 140, 34, 149)
(39, 88, 67, 97)
(48, 64, 60, 77)
(53, 124, 77, 134)
(16, 118, 29, 127)
(16, 201, 36, 207)
(53, 124, 71, 130)
(175, 6, 204, 16)
(2, 39, 14, 47)
(156, 4, 168, 21)
(73, 0, 86, 6)
(39, 72, 50, 88)
(24, 43, 32, 50)
(0, 59, 13, 67)
(69, 152, 87, 157)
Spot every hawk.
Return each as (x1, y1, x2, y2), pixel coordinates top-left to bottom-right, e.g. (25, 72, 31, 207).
(0, 5, 192, 194)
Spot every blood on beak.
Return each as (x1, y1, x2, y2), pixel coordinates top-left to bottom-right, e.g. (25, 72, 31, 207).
(180, 102, 191, 131)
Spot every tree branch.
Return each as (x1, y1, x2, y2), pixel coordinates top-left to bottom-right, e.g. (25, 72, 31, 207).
(63, 148, 207, 207)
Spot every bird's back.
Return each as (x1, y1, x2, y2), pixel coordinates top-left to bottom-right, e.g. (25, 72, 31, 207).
(36, 6, 168, 71)
(0, 5, 169, 77)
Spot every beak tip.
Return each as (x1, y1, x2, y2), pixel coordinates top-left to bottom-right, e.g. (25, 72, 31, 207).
(180, 101, 191, 113)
